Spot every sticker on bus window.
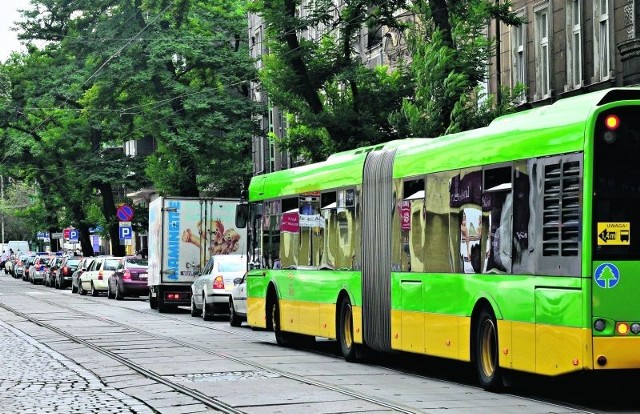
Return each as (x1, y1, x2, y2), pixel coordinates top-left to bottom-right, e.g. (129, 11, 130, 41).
(597, 222, 630, 245)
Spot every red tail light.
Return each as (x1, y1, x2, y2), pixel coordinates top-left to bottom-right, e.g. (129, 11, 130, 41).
(213, 275, 224, 289)
(98, 270, 103, 280)
(62, 266, 69, 275)
(123, 269, 132, 281)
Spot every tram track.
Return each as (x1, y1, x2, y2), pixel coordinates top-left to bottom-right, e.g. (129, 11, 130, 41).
(3, 278, 626, 414)
(0, 283, 424, 414)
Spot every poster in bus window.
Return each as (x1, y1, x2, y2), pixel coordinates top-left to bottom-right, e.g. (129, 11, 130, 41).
(451, 171, 483, 274)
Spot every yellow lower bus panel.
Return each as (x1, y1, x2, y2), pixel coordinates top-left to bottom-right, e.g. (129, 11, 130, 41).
(593, 337, 640, 369)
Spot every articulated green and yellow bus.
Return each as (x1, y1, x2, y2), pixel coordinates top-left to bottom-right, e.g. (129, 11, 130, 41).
(236, 87, 640, 390)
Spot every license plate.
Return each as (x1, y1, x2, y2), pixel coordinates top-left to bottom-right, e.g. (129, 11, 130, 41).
(139, 273, 148, 279)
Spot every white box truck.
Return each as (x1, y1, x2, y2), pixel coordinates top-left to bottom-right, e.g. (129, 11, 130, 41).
(148, 197, 246, 312)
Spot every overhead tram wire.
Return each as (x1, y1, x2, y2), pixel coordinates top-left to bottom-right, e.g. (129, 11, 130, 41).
(26, 3, 173, 136)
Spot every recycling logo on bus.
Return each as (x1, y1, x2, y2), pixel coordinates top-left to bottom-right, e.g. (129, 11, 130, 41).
(594, 263, 620, 289)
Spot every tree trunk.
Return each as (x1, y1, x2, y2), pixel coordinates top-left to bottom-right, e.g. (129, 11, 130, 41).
(96, 182, 126, 257)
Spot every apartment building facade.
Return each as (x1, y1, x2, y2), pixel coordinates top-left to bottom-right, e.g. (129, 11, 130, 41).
(249, 1, 640, 175)
(490, 0, 639, 105)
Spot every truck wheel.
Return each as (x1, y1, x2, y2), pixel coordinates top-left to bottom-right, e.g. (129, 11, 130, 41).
(202, 295, 214, 321)
(474, 307, 503, 392)
(149, 291, 158, 309)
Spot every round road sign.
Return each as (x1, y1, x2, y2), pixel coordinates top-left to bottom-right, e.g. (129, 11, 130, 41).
(116, 204, 134, 222)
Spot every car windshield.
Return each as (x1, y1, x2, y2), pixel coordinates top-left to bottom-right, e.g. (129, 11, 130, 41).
(68, 259, 82, 266)
(126, 258, 148, 267)
(218, 261, 244, 272)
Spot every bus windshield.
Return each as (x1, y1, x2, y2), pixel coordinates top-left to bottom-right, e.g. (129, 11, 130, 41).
(593, 105, 640, 260)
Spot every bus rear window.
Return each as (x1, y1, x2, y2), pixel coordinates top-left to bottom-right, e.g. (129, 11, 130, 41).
(592, 106, 640, 260)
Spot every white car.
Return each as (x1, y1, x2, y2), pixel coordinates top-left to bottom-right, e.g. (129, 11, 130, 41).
(79, 256, 122, 296)
(190, 255, 247, 321)
(229, 272, 247, 327)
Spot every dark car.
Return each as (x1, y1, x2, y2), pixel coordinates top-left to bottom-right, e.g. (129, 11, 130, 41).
(44, 256, 65, 287)
(107, 256, 148, 300)
(55, 255, 83, 289)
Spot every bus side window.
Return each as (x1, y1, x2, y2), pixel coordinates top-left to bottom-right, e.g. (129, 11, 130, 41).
(482, 165, 513, 274)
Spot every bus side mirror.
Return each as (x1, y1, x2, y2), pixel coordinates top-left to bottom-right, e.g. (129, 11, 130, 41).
(235, 203, 248, 228)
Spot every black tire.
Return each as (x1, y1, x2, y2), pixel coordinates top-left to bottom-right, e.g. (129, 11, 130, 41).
(71, 281, 78, 294)
(78, 282, 86, 295)
(115, 283, 124, 300)
(337, 296, 359, 362)
(91, 283, 99, 297)
(229, 299, 242, 327)
(149, 290, 158, 309)
(190, 295, 200, 317)
(474, 307, 503, 392)
(270, 297, 296, 346)
(202, 295, 214, 321)
(107, 283, 114, 299)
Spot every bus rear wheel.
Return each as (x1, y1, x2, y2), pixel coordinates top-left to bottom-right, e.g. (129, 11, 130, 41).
(474, 307, 503, 392)
(338, 296, 358, 362)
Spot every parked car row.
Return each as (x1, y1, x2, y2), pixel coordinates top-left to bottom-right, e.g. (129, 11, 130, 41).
(6, 250, 247, 327)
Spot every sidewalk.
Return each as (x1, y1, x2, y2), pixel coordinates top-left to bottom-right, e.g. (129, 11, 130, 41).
(0, 319, 154, 414)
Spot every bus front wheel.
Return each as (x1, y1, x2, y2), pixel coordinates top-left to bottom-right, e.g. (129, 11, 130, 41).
(474, 307, 503, 392)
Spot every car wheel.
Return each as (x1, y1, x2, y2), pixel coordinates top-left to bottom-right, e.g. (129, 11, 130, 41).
(78, 282, 86, 295)
(115, 282, 124, 300)
(190, 295, 200, 317)
(229, 299, 242, 327)
(202, 295, 213, 321)
(71, 281, 77, 293)
(107, 283, 114, 299)
(91, 282, 99, 297)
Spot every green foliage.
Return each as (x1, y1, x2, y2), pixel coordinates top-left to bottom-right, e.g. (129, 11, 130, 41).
(0, 0, 259, 248)
(255, 0, 414, 161)
(400, 0, 525, 138)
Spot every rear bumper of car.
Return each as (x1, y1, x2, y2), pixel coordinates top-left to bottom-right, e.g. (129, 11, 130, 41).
(204, 291, 232, 308)
(81, 279, 108, 291)
(120, 281, 149, 295)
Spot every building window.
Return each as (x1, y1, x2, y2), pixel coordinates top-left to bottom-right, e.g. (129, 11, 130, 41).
(511, 10, 526, 101)
(566, 0, 582, 89)
(594, 0, 611, 81)
(534, 4, 550, 99)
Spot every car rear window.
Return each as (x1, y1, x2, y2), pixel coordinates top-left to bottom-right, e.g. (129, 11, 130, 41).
(218, 262, 244, 272)
(126, 258, 148, 267)
(103, 259, 121, 270)
(68, 259, 82, 266)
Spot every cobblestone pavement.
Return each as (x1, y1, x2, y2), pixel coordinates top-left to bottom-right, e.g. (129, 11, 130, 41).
(0, 319, 156, 414)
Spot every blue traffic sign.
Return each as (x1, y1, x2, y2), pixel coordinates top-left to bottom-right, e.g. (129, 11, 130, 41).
(118, 226, 132, 240)
(69, 229, 79, 242)
(594, 263, 620, 289)
(117, 204, 134, 222)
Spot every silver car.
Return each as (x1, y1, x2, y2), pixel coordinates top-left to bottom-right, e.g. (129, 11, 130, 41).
(190, 255, 246, 321)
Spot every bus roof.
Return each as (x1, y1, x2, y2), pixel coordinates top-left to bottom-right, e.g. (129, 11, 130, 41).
(250, 87, 640, 201)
